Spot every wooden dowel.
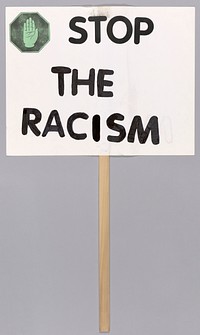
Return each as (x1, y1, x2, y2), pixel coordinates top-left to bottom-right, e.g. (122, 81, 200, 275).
(99, 156, 110, 333)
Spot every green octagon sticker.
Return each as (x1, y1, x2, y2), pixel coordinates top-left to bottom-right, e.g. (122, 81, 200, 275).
(10, 12, 50, 52)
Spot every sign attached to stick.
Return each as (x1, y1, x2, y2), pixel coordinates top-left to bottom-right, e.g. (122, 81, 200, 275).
(6, 7, 195, 156)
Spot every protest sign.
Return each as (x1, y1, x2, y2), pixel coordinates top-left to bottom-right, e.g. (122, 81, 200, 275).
(6, 6, 195, 332)
(6, 7, 194, 156)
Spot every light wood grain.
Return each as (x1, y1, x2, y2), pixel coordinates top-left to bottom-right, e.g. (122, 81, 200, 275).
(99, 156, 110, 333)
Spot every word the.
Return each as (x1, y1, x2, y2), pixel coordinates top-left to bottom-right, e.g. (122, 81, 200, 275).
(51, 67, 114, 97)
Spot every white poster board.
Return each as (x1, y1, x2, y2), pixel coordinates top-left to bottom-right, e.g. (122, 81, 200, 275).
(6, 7, 195, 155)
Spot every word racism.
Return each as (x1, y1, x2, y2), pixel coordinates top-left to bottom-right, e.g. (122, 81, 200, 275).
(22, 15, 159, 145)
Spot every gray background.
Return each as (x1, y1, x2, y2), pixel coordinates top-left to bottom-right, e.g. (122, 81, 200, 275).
(0, 0, 199, 334)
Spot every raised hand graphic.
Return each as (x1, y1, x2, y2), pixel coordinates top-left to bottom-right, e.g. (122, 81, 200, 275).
(23, 17, 38, 48)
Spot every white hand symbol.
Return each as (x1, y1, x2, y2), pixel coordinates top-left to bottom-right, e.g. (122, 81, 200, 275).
(23, 17, 38, 48)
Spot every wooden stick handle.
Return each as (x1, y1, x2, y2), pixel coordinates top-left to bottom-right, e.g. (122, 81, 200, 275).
(99, 156, 110, 333)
